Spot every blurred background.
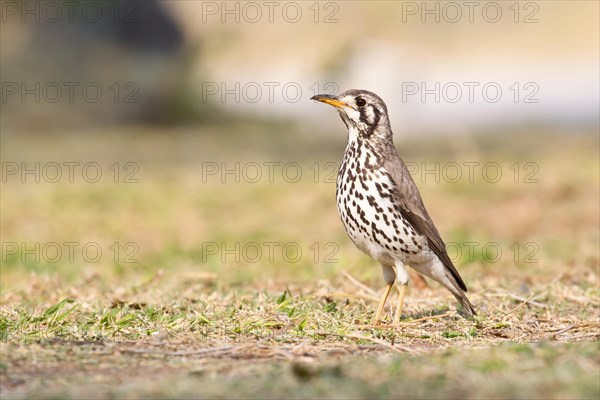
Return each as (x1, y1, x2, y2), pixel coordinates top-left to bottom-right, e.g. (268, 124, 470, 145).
(1, 1, 599, 293)
(2, 0, 599, 132)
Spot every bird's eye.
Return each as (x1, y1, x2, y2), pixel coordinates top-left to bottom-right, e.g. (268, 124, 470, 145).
(355, 97, 367, 107)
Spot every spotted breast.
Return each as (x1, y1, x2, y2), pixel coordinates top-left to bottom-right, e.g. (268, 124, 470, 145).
(336, 135, 430, 267)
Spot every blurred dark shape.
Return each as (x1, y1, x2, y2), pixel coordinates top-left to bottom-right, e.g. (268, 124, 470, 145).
(2, 0, 218, 130)
(115, 0, 182, 53)
(28, 0, 182, 54)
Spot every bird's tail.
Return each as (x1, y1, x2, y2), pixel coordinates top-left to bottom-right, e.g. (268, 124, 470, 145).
(438, 263, 476, 317)
(411, 259, 477, 317)
(450, 286, 477, 317)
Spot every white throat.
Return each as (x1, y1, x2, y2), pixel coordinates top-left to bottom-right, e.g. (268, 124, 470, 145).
(347, 125, 360, 143)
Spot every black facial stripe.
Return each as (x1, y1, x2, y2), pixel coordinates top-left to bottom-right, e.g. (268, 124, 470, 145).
(358, 106, 370, 125)
(359, 105, 381, 137)
(372, 106, 381, 126)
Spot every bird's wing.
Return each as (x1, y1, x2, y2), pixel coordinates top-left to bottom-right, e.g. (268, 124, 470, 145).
(383, 156, 468, 292)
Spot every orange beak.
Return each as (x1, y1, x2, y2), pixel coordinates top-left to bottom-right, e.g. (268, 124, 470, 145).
(311, 94, 351, 109)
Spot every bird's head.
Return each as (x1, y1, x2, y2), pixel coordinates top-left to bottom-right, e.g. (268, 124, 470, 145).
(311, 89, 391, 141)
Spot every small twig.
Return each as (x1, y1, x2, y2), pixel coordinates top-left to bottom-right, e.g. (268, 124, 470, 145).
(547, 272, 565, 286)
(342, 271, 378, 297)
(353, 323, 394, 329)
(550, 323, 577, 336)
(507, 293, 547, 308)
(563, 294, 600, 305)
(560, 333, 600, 340)
(504, 292, 536, 315)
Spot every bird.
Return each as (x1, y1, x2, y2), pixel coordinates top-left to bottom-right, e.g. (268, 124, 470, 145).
(311, 89, 476, 324)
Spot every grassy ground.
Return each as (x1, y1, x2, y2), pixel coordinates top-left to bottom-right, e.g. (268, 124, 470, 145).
(1, 126, 599, 399)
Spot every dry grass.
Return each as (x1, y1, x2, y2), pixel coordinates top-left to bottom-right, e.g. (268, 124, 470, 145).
(1, 127, 599, 398)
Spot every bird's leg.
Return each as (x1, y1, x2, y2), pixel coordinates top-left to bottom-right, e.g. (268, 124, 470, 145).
(372, 283, 393, 325)
(393, 283, 407, 325)
(393, 263, 410, 325)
